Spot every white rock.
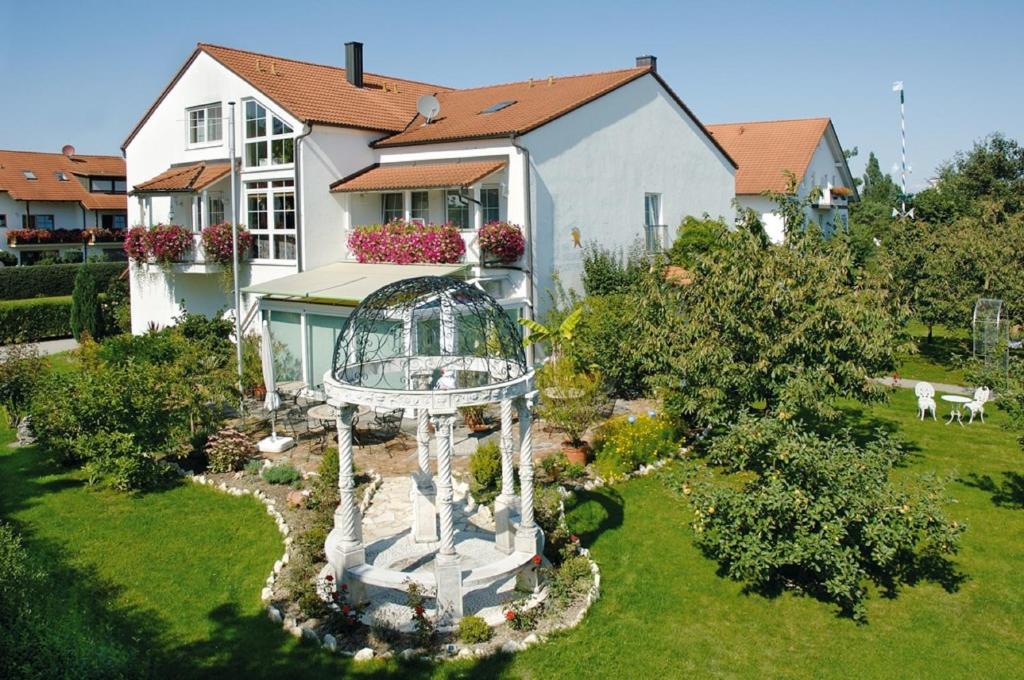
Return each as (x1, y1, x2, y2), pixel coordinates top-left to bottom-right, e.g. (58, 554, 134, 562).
(289, 626, 303, 638)
(267, 607, 282, 623)
(301, 627, 319, 642)
(523, 633, 539, 647)
(281, 552, 289, 565)
(399, 648, 418, 660)
(353, 647, 374, 662)
(273, 560, 283, 574)
(501, 640, 523, 653)
(283, 616, 296, 629)
(261, 587, 272, 601)
(322, 634, 337, 652)
(457, 647, 474, 659)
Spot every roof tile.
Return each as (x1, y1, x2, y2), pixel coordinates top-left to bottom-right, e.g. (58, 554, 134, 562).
(0, 149, 126, 209)
(706, 118, 830, 194)
(133, 161, 231, 193)
(331, 160, 507, 192)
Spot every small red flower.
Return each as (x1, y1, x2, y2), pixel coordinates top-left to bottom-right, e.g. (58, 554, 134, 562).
(505, 610, 516, 621)
(532, 554, 542, 566)
(570, 535, 579, 543)
(414, 605, 425, 617)
(325, 574, 334, 582)
(342, 604, 350, 614)
(340, 583, 348, 591)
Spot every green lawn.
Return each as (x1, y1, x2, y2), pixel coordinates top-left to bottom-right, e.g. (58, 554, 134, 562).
(897, 321, 970, 384)
(3, 389, 1023, 678)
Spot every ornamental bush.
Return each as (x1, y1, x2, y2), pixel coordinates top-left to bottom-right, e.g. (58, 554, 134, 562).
(348, 220, 465, 264)
(0, 296, 73, 343)
(200, 223, 254, 265)
(592, 412, 678, 479)
(70, 264, 103, 340)
(0, 344, 46, 427)
(0, 262, 123, 300)
(262, 464, 301, 485)
(669, 415, 965, 621)
(457, 614, 493, 643)
(205, 427, 257, 472)
(78, 431, 167, 492)
(469, 441, 502, 504)
(478, 221, 525, 264)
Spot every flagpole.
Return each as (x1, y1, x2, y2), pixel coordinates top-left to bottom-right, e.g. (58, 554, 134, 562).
(228, 102, 244, 405)
(892, 81, 913, 220)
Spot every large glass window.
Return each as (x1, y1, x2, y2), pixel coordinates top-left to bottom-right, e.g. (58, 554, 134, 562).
(247, 179, 295, 260)
(446, 190, 470, 229)
(411, 191, 429, 222)
(208, 196, 225, 224)
(101, 214, 127, 229)
(244, 100, 293, 168)
(268, 310, 302, 381)
(307, 314, 346, 389)
(187, 103, 222, 145)
(644, 192, 666, 252)
(22, 215, 54, 228)
(381, 193, 404, 222)
(481, 187, 500, 222)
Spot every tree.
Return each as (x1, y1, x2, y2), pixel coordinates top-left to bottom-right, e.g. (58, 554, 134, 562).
(667, 215, 732, 268)
(657, 229, 908, 425)
(69, 264, 102, 340)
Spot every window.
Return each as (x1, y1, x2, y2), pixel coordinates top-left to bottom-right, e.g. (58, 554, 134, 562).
(267, 310, 302, 382)
(411, 191, 429, 222)
(0, 215, 6, 228)
(22, 170, 36, 180)
(55, 171, 69, 182)
(244, 100, 293, 167)
(208, 196, 225, 224)
(446, 190, 470, 229)
(307, 314, 346, 389)
(89, 177, 126, 194)
(247, 179, 295, 260)
(643, 193, 666, 252)
(187, 103, 222, 145)
(101, 214, 127, 229)
(481, 187, 500, 222)
(22, 215, 54, 229)
(381, 193, 404, 222)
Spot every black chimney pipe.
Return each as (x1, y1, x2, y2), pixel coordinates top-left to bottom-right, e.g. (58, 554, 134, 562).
(346, 42, 364, 88)
(636, 55, 657, 72)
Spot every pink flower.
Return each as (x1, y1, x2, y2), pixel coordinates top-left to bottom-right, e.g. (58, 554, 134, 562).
(478, 221, 525, 263)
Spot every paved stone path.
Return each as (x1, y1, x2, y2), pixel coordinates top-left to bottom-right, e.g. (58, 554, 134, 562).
(4, 337, 79, 356)
(872, 376, 972, 396)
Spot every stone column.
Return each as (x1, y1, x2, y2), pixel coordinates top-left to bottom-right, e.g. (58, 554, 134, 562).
(515, 394, 541, 591)
(493, 398, 517, 554)
(324, 404, 366, 603)
(411, 408, 438, 542)
(431, 412, 463, 620)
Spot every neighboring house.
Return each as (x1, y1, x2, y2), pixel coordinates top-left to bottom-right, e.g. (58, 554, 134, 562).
(0, 149, 128, 263)
(124, 42, 735, 391)
(706, 117, 858, 243)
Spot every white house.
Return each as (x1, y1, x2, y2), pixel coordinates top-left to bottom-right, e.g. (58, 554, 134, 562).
(0, 148, 127, 264)
(706, 117, 858, 243)
(123, 42, 735, 391)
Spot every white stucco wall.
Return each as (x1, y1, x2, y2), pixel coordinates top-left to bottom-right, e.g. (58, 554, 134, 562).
(520, 73, 735, 310)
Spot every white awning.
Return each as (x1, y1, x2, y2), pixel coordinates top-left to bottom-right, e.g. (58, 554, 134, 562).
(242, 261, 469, 306)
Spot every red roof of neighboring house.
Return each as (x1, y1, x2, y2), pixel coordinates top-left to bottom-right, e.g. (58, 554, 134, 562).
(0, 149, 126, 210)
(330, 160, 507, 192)
(705, 117, 831, 195)
(133, 161, 232, 194)
(122, 44, 451, 150)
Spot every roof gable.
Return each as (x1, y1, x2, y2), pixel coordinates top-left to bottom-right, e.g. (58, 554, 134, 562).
(706, 117, 831, 194)
(0, 149, 126, 209)
(122, 44, 451, 151)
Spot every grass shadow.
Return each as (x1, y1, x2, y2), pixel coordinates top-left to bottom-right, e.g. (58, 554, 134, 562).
(960, 471, 1024, 509)
(562, 486, 625, 548)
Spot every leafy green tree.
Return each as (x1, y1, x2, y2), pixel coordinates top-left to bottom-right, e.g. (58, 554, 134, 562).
(69, 264, 102, 340)
(657, 230, 908, 425)
(667, 215, 731, 268)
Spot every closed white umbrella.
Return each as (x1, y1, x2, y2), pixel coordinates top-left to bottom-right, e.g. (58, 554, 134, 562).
(261, 320, 283, 442)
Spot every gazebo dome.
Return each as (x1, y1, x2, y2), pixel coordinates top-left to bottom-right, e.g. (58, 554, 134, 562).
(332, 276, 527, 393)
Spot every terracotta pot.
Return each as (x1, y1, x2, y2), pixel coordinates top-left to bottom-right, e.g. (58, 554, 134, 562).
(253, 385, 267, 400)
(561, 441, 590, 466)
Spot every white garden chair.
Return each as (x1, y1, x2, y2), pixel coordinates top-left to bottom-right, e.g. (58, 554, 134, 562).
(966, 386, 991, 423)
(915, 381, 936, 421)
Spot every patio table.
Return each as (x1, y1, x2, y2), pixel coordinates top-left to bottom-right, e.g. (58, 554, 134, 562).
(941, 394, 972, 427)
(306, 403, 338, 450)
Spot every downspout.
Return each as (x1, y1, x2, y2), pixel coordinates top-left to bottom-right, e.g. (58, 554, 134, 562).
(509, 134, 536, 366)
(293, 123, 313, 272)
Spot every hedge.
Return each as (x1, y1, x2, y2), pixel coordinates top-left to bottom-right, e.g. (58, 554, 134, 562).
(0, 296, 73, 343)
(0, 262, 125, 301)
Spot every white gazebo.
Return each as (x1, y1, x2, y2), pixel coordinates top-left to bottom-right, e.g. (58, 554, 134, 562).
(322, 276, 541, 622)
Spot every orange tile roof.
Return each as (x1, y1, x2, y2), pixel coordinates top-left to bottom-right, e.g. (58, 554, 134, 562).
(331, 160, 507, 192)
(706, 117, 831, 194)
(373, 68, 650, 147)
(133, 161, 232, 194)
(0, 149, 126, 209)
(123, 44, 451, 150)
(82, 193, 129, 211)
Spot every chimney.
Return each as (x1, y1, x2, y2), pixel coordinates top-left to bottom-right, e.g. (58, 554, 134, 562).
(346, 42, 364, 88)
(636, 55, 657, 72)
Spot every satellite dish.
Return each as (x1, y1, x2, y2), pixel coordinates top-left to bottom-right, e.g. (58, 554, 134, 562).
(417, 95, 440, 124)
(61, 144, 76, 158)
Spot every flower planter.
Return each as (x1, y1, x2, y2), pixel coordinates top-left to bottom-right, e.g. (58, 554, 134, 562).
(478, 221, 525, 265)
(348, 220, 466, 264)
(561, 441, 591, 466)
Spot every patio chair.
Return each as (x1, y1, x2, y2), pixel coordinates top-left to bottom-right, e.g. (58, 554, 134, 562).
(966, 386, 991, 423)
(915, 381, 937, 421)
(281, 405, 310, 440)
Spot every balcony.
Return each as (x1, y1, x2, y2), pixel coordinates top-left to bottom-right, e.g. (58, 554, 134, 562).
(644, 224, 669, 253)
(814, 186, 852, 210)
(141, 232, 223, 275)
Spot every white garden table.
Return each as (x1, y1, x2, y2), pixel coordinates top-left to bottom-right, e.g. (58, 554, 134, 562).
(941, 394, 972, 426)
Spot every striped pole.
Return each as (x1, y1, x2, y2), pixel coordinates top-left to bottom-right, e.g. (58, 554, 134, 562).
(892, 82, 913, 219)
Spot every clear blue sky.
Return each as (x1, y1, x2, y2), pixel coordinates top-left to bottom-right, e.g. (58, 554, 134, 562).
(2, 0, 1021, 190)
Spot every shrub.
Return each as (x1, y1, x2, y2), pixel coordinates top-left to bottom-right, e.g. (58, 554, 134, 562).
(70, 264, 103, 340)
(78, 431, 167, 492)
(0, 296, 72, 343)
(405, 580, 435, 647)
(549, 554, 592, 608)
(458, 614, 493, 643)
(0, 262, 123, 300)
(540, 451, 565, 482)
(593, 412, 678, 477)
(0, 251, 17, 266)
(536, 361, 606, 447)
(307, 447, 340, 511)
(244, 458, 263, 476)
(469, 441, 502, 504)
(478, 221, 525, 264)
(101, 275, 131, 335)
(581, 241, 648, 295)
(348, 220, 466, 264)
(0, 344, 46, 426)
(666, 214, 730, 268)
(566, 292, 651, 399)
(294, 525, 328, 564)
(503, 598, 539, 631)
(534, 484, 564, 534)
(205, 428, 257, 472)
(262, 464, 301, 485)
(671, 416, 965, 621)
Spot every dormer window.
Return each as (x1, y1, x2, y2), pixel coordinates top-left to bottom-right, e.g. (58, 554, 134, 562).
(244, 100, 293, 167)
(187, 103, 223, 146)
(22, 170, 36, 180)
(55, 171, 69, 181)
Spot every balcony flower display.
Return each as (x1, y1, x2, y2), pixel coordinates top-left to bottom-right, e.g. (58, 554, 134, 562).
(478, 221, 525, 264)
(7, 228, 84, 246)
(82, 227, 126, 244)
(123, 224, 192, 266)
(200, 222, 254, 265)
(123, 226, 150, 262)
(830, 186, 853, 198)
(348, 219, 466, 265)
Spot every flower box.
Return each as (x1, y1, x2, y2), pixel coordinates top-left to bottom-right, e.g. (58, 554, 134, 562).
(123, 224, 193, 265)
(200, 223, 254, 265)
(348, 220, 466, 265)
(477, 221, 525, 265)
(830, 186, 853, 198)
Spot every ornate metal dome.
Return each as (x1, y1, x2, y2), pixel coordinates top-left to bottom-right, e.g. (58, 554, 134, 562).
(331, 276, 527, 392)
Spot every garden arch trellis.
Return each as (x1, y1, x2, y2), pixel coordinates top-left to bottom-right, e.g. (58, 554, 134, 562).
(972, 297, 1009, 382)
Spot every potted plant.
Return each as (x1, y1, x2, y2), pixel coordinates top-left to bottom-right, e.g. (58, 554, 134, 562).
(536, 359, 605, 465)
(478, 221, 525, 265)
(459, 405, 490, 432)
